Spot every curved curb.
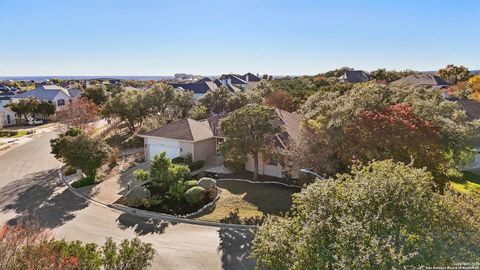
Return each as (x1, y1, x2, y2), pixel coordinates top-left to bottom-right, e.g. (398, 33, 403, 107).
(217, 178, 302, 189)
(58, 167, 257, 229)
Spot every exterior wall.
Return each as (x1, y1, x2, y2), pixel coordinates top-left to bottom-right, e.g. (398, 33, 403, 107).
(193, 138, 217, 161)
(245, 153, 283, 179)
(179, 141, 194, 158)
(0, 100, 16, 126)
(53, 91, 73, 111)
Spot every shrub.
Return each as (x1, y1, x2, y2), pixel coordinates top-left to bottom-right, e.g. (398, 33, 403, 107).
(184, 180, 198, 188)
(184, 186, 206, 205)
(188, 160, 205, 171)
(64, 166, 77, 176)
(171, 156, 185, 164)
(108, 147, 119, 167)
(71, 176, 96, 188)
(167, 181, 187, 202)
(197, 177, 216, 190)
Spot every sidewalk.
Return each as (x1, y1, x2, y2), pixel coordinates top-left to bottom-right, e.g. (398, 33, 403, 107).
(0, 124, 59, 156)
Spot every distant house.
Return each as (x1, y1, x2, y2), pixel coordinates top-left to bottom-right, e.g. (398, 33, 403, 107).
(338, 70, 370, 83)
(0, 92, 16, 126)
(170, 72, 262, 99)
(13, 85, 81, 111)
(139, 108, 300, 179)
(390, 74, 450, 88)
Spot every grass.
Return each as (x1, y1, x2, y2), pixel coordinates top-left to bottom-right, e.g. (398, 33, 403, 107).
(196, 180, 299, 224)
(0, 130, 27, 138)
(450, 171, 480, 195)
(71, 176, 96, 188)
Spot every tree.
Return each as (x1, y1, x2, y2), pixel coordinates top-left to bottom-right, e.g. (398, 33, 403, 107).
(468, 75, 480, 100)
(189, 104, 209, 120)
(6, 97, 40, 124)
(264, 90, 294, 111)
(220, 105, 281, 180)
(200, 87, 232, 115)
(134, 151, 190, 193)
(298, 84, 478, 190)
(56, 98, 99, 128)
(81, 85, 108, 105)
(252, 160, 480, 269)
(226, 92, 250, 112)
(438, 64, 472, 84)
(102, 90, 149, 133)
(35, 100, 56, 121)
(370, 68, 418, 82)
(50, 131, 111, 179)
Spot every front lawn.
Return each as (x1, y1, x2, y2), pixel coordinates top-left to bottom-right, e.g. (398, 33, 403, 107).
(195, 180, 299, 224)
(450, 171, 480, 195)
(0, 130, 27, 138)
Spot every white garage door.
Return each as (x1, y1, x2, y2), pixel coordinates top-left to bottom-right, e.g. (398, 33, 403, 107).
(149, 145, 180, 161)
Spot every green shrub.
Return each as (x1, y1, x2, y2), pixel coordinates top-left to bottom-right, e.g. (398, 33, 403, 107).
(172, 156, 185, 164)
(184, 179, 198, 188)
(64, 166, 77, 176)
(72, 176, 96, 188)
(184, 186, 206, 204)
(188, 160, 205, 171)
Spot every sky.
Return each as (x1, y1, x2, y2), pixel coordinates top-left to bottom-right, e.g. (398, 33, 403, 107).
(0, 0, 479, 76)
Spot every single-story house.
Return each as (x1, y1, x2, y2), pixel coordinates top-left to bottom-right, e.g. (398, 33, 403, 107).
(0, 92, 16, 126)
(139, 108, 300, 179)
(13, 85, 81, 111)
(338, 70, 371, 83)
(390, 74, 450, 88)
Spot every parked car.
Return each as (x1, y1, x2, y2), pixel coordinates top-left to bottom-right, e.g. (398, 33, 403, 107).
(29, 119, 44, 126)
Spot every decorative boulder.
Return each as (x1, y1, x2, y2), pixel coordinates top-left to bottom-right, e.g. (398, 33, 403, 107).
(197, 177, 216, 191)
(125, 186, 151, 207)
(184, 180, 198, 188)
(184, 186, 206, 205)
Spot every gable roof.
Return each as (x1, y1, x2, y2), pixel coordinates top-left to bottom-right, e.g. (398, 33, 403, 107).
(195, 77, 212, 83)
(169, 82, 217, 94)
(240, 72, 261, 82)
(140, 118, 213, 142)
(338, 70, 370, 83)
(14, 85, 77, 100)
(391, 74, 450, 87)
(457, 99, 480, 121)
(220, 74, 247, 85)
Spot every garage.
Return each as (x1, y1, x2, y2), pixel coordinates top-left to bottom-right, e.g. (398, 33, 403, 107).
(148, 144, 180, 161)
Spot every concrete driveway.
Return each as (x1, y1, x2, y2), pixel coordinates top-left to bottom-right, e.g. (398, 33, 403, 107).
(0, 130, 256, 270)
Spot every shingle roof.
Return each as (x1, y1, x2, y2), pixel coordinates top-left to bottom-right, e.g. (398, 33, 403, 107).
(220, 74, 247, 85)
(169, 82, 217, 94)
(14, 85, 78, 100)
(458, 99, 480, 121)
(196, 77, 212, 83)
(240, 72, 261, 82)
(338, 70, 370, 83)
(391, 74, 450, 87)
(140, 118, 213, 141)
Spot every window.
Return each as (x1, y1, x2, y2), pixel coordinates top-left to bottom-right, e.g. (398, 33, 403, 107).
(7, 114, 11, 124)
(57, 99, 65, 106)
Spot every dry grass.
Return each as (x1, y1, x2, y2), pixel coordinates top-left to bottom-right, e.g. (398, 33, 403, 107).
(196, 180, 299, 223)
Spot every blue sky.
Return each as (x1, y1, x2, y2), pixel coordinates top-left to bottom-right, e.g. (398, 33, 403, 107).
(0, 0, 479, 76)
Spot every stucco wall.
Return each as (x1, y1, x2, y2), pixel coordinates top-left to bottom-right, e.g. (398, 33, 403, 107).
(193, 138, 216, 161)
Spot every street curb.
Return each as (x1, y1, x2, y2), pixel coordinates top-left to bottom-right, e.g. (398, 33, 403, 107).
(216, 178, 302, 189)
(58, 166, 258, 229)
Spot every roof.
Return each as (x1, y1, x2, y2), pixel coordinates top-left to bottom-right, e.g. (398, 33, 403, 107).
(140, 118, 213, 142)
(141, 108, 301, 148)
(14, 85, 78, 100)
(169, 82, 217, 94)
(338, 70, 370, 83)
(240, 72, 261, 82)
(195, 77, 212, 83)
(391, 74, 450, 87)
(457, 99, 480, 121)
(220, 74, 247, 85)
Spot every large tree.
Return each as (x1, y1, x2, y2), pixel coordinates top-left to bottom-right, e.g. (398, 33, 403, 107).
(81, 85, 108, 105)
(264, 90, 294, 112)
(220, 105, 281, 180)
(56, 98, 99, 129)
(51, 131, 111, 179)
(252, 160, 480, 269)
(6, 97, 40, 124)
(298, 84, 478, 191)
(101, 89, 149, 133)
(200, 87, 232, 115)
(35, 100, 56, 121)
(438, 64, 472, 84)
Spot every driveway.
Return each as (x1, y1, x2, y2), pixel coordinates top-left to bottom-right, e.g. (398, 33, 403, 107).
(0, 130, 256, 270)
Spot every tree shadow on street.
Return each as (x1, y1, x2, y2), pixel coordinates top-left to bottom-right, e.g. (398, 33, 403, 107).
(116, 212, 170, 235)
(0, 169, 89, 228)
(218, 227, 256, 270)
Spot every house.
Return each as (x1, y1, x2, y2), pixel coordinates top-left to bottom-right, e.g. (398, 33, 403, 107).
(338, 70, 370, 83)
(0, 92, 16, 126)
(13, 85, 81, 111)
(390, 74, 450, 88)
(139, 108, 301, 179)
(169, 81, 218, 100)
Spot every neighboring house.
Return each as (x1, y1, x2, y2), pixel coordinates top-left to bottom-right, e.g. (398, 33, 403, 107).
(458, 99, 480, 171)
(338, 70, 370, 83)
(169, 72, 262, 99)
(140, 108, 301, 179)
(390, 74, 450, 88)
(13, 85, 81, 111)
(0, 92, 16, 126)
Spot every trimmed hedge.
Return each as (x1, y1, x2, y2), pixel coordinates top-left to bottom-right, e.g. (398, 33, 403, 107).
(71, 176, 96, 188)
(172, 156, 185, 164)
(188, 160, 205, 171)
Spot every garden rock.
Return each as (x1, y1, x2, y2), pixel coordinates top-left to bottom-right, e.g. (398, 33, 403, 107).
(197, 177, 216, 191)
(125, 186, 151, 207)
